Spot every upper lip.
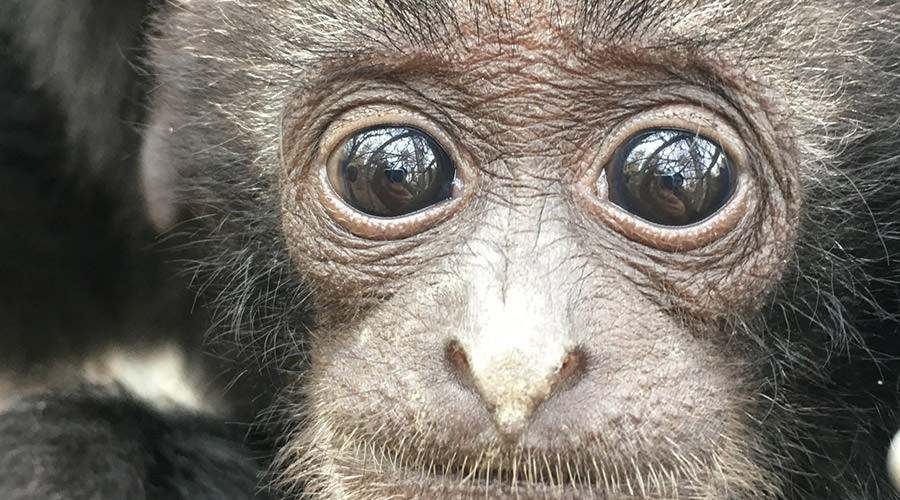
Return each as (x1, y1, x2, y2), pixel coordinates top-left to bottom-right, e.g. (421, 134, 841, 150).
(362, 438, 683, 498)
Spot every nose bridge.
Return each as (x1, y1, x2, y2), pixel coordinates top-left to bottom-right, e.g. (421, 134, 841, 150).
(474, 195, 573, 291)
(464, 201, 573, 353)
(455, 201, 579, 438)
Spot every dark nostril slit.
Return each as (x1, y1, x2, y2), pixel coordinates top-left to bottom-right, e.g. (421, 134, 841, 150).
(445, 340, 474, 388)
(552, 348, 586, 393)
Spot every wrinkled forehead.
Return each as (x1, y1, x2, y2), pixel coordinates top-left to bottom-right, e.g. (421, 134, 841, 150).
(313, 0, 767, 57)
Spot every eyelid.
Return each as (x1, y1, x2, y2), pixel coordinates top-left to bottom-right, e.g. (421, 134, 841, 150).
(585, 106, 750, 175)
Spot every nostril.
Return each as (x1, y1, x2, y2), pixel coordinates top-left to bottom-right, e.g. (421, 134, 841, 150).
(552, 348, 586, 393)
(445, 340, 474, 388)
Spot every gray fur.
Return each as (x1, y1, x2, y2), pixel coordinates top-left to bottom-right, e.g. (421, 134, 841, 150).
(141, 1, 900, 499)
(2, 1, 900, 499)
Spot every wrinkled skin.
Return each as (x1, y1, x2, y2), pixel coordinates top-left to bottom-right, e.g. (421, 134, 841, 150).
(138, 1, 900, 499)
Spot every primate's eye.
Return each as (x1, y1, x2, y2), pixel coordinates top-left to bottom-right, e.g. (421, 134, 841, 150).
(329, 125, 455, 217)
(605, 128, 735, 227)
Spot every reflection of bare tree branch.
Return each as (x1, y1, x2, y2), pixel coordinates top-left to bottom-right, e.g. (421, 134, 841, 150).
(344, 132, 370, 162)
(645, 132, 687, 167)
(616, 129, 733, 226)
(364, 131, 418, 169)
(337, 126, 453, 217)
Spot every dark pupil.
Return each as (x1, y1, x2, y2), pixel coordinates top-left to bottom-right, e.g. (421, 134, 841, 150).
(335, 126, 454, 217)
(607, 128, 735, 226)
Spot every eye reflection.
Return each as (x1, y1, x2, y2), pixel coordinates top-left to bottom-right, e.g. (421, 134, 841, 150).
(332, 125, 455, 218)
(606, 128, 735, 226)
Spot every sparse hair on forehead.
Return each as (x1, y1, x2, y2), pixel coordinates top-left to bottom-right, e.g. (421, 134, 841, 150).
(300, 0, 846, 70)
(2, 0, 900, 499)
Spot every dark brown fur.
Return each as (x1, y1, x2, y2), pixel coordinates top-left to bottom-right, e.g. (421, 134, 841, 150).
(139, 1, 900, 499)
(2, 1, 900, 499)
